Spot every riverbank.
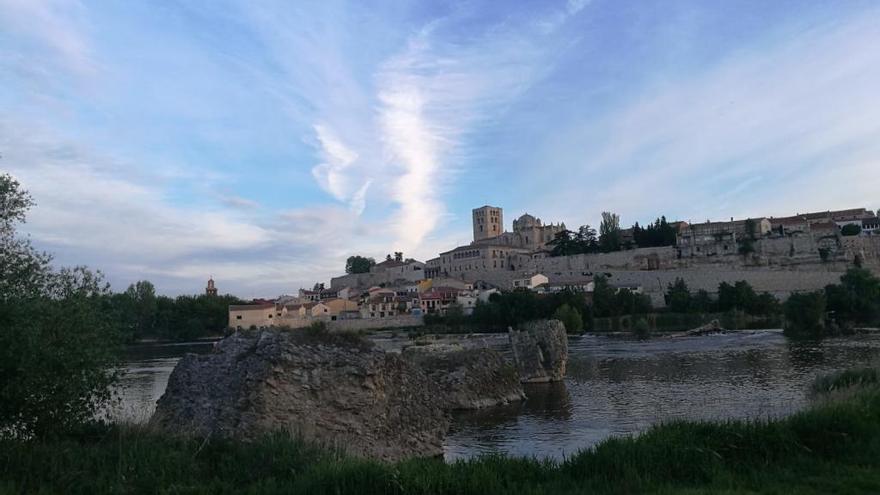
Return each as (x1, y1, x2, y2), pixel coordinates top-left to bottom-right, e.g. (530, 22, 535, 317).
(4, 372, 880, 494)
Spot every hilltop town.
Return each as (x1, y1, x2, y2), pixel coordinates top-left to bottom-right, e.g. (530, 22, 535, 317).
(229, 205, 880, 330)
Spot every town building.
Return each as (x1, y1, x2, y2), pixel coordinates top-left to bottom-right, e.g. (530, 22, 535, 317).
(205, 277, 218, 296)
(229, 303, 276, 330)
(512, 273, 549, 290)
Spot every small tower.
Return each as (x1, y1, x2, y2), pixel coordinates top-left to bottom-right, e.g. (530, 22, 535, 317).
(206, 277, 218, 296)
(473, 205, 503, 242)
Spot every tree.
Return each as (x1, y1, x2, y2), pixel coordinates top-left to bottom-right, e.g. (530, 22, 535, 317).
(744, 218, 757, 240)
(547, 230, 578, 257)
(825, 268, 880, 325)
(0, 175, 121, 437)
(784, 291, 826, 337)
(577, 225, 598, 251)
(591, 276, 617, 317)
(666, 278, 691, 313)
(345, 255, 375, 274)
(691, 290, 715, 313)
(125, 280, 157, 338)
(841, 224, 862, 236)
(632, 216, 678, 248)
(553, 304, 583, 334)
(599, 211, 621, 253)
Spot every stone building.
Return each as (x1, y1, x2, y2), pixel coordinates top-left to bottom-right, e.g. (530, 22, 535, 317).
(425, 205, 564, 279)
(677, 217, 772, 257)
(205, 277, 218, 296)
(472, 205, 503, 241)
(229, 303, 277, 330)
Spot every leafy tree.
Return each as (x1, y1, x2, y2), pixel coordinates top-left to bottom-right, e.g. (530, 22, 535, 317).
(841, 224, 862, 236)
(744, 218, 757, 240)
(547, 226, 600, 257)
(0, 175, 121, 437)
(783, 291, 826, 337)
(547, 230, 578, 257)
(345, 255, 376, 274)
(614, 288, 652, 315)
(591, 276, 617, 317)
(125, 280, 157, 337)
(825, 268, 880, 325)
(717, 280, 778, 315)
(552, 304, 583, 334)
(666, 278, 691, 313)
(599, 212, 621, 253)
(576, 225, 599, 251)
(738, 238, 755, 256)
(691, 290, 715, 313)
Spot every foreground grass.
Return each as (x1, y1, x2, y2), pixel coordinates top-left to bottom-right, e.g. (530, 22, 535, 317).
(4, 384, 880, 494)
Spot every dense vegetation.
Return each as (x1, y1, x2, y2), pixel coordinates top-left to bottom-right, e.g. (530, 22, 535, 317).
(105, 280, 244, 341)
(0, 174, 121, 437)
(4, 373, 880, 493)
(784, 267, 880, 337)
(546, 212, 680, 256)
(665, 278, 780, 315)
(425, 288, 594, 334)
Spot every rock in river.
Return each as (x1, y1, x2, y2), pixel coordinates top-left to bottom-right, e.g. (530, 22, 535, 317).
(151, 329, 448, 462)
(403, 343, 525, 410)
(509, 319, 568, 383)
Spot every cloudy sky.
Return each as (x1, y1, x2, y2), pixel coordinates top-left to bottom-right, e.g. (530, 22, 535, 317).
(2, 0, 879, 297)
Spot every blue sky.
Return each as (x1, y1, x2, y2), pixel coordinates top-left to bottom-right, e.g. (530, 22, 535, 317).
(2, 0, 879, 297)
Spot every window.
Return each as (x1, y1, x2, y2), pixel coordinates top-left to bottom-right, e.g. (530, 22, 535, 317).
(236, 315, 242, 320)
(268, 314, 273, 318)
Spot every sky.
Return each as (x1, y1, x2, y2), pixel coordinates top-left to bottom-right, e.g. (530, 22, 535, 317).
(2, 0, 879, 297)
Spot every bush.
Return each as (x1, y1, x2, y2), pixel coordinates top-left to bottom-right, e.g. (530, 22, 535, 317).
(552, 304, 583, 334)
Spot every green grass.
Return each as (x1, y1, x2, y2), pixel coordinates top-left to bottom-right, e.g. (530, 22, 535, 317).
(4, 382, 880, 494)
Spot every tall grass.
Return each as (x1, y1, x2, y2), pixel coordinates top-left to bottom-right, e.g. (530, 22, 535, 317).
(3, 380, 880, 494)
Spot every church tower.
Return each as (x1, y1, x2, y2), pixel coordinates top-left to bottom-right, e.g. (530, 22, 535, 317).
(472, 205, 503, 242)
(206, 277, 218, 296)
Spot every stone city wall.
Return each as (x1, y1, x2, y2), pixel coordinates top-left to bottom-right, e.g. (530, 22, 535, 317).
(275, 315, 424, 331)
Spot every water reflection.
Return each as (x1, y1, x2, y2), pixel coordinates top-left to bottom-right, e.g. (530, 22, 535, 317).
(444, 331, 880, 460)
(107, 341, 214, 422)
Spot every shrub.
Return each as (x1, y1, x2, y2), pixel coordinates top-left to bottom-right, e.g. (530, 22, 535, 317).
(552, 304, 583, 334)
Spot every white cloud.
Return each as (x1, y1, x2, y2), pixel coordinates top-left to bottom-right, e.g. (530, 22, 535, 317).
(536, 10, 880, 226)
(0, 0, 96, 76)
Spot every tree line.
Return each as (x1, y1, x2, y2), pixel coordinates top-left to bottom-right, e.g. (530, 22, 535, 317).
(106, 280, 244, 341)
(546, 212, 681, 257)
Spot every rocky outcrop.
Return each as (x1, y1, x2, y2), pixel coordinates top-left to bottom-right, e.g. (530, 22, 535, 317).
(508, 320, 568, 383)
(403, 343, 525, 410)
(685, 319, 723, 336)
(151, 330, 448, 462)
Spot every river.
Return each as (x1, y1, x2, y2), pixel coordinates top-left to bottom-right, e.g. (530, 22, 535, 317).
(112, 331, 880, 461)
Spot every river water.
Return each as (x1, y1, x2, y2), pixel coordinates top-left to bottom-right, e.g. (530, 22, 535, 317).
(113, 331, 880, 461)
